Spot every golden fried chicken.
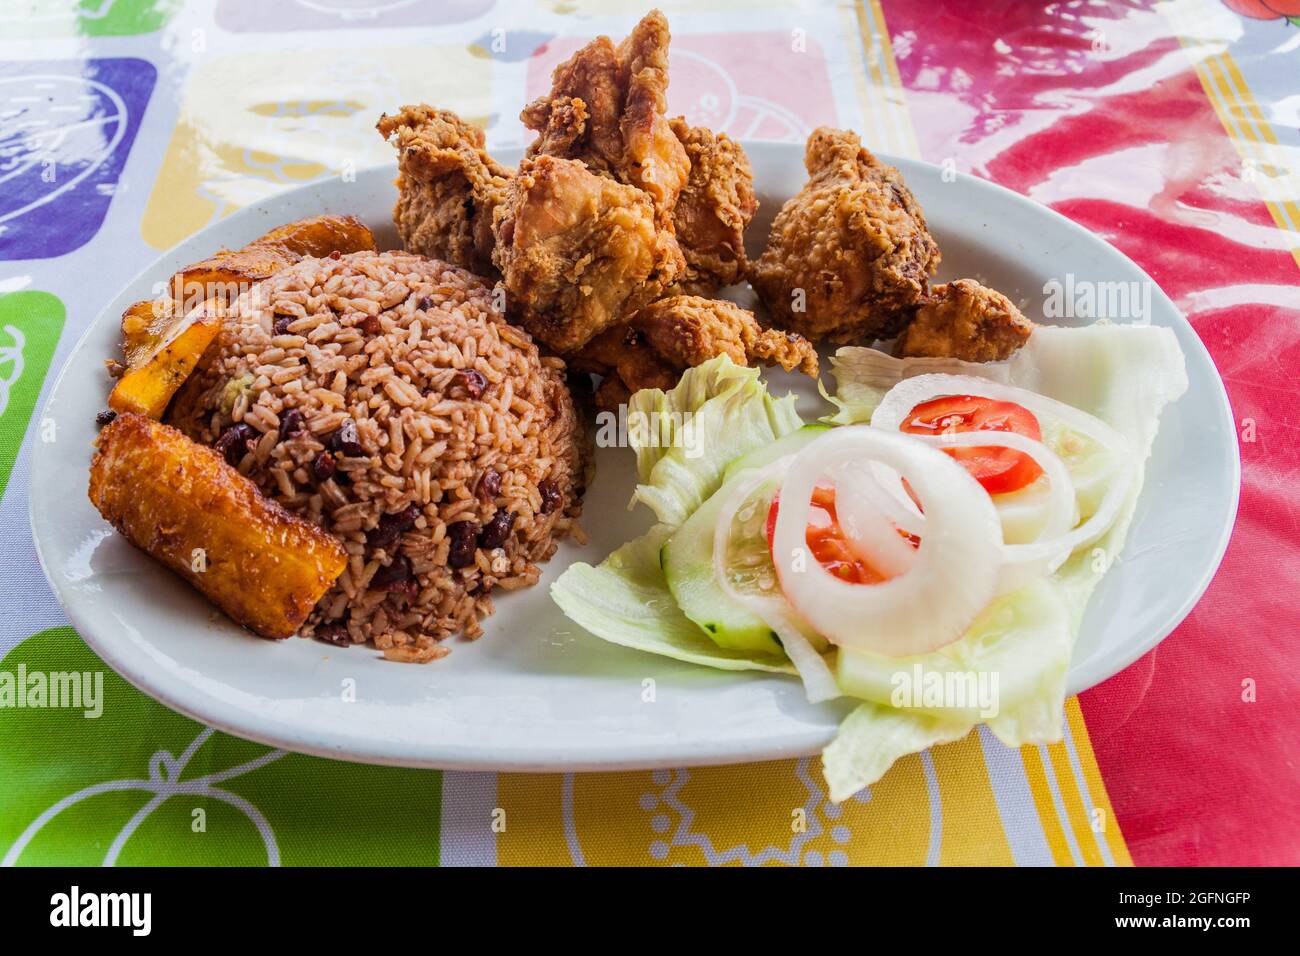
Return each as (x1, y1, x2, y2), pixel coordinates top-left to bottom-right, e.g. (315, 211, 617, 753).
(896, 279, 1034, 362)
(751, 127, 940, 344)
(569, 296, 818, 410)
(492, 155, 685, 354)
(377, 106, 513, 278)
(521, 9, 689, 218)
(667, 119, 757, 295)
(570, 325, 680, 410)
(632, 296, 818, 377)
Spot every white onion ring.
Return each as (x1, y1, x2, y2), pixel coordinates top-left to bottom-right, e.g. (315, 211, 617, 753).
(871, 372, 1134, 584)
(826, 465, 918, 579)
(772, 427, 1003, 657)
(906, 431, 1078, 594)
(928, 432, 1132, 576)
(711, 459, 841, 702)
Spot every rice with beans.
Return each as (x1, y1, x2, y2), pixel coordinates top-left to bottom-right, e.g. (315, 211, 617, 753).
(168, 250, 587, 659)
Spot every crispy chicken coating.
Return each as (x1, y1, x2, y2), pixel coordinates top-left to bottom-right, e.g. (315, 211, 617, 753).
(571, 296, 819, 410)
(521, 10, 689, 218)
(492, 155, 685, 354)
(896, 279, 1034, 362)
(570, 325, 680, 410)
(751, 127, 940, 344)
(667, 119, 758, 295)
(632, 296, 818, 377)
(377, 106, 513, 278)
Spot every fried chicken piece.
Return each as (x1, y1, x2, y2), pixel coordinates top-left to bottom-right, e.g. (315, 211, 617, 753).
(667, 119, 758, 295)
(751, 127, 940, 344)
(522, 10, 689, 218)
(492, 155, 685, 354)
(571, 325, 680, 410)
(632, 296, 818, 378)
(896, 279, 1034, 362)
(571, 296, 819, 410)
(378, 105, 513, 278)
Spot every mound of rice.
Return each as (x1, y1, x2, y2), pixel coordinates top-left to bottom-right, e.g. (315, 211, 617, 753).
(169, 250, 587, 658)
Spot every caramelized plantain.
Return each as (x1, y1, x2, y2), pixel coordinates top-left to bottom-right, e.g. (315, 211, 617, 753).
(89, 414, 347, 639)
(113, 215, 377, 417)
(109, 299, 223, 419)
(169, 214, 376, 309)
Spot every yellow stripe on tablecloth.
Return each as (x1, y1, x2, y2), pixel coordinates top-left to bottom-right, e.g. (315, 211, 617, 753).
(497, 738, 1021, 866)
(495, 720, 1134, 865)
(1065, 698, 1134, 866)
(1045, 738, 1104, 867)
(1201, 55, 1300, 235)
(867, 0, 921, 158)
(930, 730, 1015, 866)
(1213, 56, 1300, 234)
(1019, 744, 1076, 866)
(845, 0, 917, 157)
(495, 774, 571, 867)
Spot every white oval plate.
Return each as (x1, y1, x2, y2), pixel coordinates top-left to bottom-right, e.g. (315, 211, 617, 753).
(30, 143, 1239, 771)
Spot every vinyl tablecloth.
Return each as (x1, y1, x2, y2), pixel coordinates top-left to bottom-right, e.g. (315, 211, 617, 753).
(0, 0, 1295, 867)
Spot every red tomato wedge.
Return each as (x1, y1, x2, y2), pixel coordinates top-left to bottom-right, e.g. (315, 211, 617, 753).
(765, 487, 917, 585)
(899, 394, 1044, 495)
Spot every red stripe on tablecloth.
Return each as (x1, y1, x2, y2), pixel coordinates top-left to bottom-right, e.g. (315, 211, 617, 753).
(881, 0, 1300, 865)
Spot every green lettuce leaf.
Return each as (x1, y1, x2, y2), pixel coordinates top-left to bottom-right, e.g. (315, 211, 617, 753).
(629, 355, 802, 528)
(823, 702, 974, 803)
(550, 357, 803, 674)
(550, 526, 795, 674)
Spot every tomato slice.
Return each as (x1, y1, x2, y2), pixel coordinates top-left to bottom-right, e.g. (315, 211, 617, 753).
(766, 487, 913, 585)
(899, 394, 1044, 495)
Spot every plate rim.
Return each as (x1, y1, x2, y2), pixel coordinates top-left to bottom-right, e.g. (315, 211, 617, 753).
(28, 143, 1241, 771)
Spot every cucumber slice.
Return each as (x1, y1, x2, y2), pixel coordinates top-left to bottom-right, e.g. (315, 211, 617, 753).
(835, 579, 1070, 720)
(663, 425, 829, 653)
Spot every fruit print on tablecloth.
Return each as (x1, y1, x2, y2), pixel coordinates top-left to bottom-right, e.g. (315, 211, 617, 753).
(140, 46, 492, 250)
(0, 291, 64, 503)
(525, 30, 838, 143)
(216, 0, 496, 32)
(0, 628, 443, 866)
(0, 58, 156, 260)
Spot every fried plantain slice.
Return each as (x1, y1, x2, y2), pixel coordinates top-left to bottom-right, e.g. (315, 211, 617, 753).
(113, 215, 377, 416)
(168, 214, 376, 309)
(109, 298, 224, 419)
(89, 413, 347, 639)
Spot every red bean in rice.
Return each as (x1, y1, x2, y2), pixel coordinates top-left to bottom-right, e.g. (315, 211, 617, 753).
(168, 250, 587, 656)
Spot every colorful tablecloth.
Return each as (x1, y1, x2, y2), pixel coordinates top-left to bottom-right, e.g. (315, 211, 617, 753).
(1, 0, 1295, 866)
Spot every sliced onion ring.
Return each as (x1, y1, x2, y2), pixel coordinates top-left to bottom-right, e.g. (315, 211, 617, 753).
(772, 427, 1003, 657)
(826, 464, 918, 579)
(905, 431, 1081, 594)
(711, 459, 841, 703)
(873, 374, 1135, 581)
